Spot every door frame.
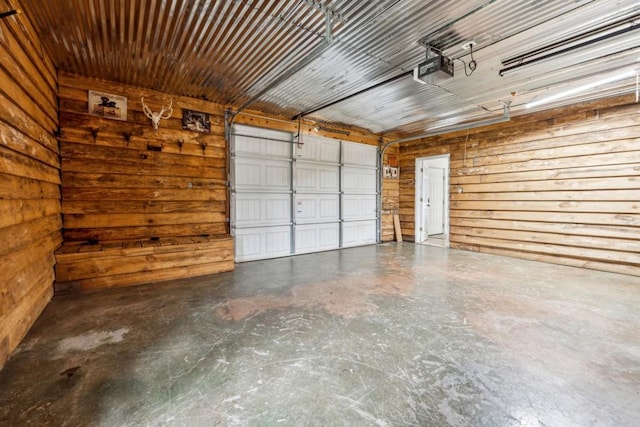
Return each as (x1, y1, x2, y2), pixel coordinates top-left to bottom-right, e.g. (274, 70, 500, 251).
(414, 154, 450, 246)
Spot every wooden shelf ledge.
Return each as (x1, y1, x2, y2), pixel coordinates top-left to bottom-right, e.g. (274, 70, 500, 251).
(54, 235, 234, 294)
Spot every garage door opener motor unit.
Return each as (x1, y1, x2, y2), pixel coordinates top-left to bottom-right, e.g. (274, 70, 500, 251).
(413, 50, 454, 84)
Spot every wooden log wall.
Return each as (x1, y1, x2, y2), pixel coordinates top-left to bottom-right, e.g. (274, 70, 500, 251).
(58, 72, 229, 241)
(56, 72, 233, 292)
(381, 146, 399, 242)
(399, 95, 640, 277)
(0, 2, 60, 368)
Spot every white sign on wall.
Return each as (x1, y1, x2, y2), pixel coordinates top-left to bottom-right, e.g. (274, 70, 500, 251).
(88, 90, 128, 121)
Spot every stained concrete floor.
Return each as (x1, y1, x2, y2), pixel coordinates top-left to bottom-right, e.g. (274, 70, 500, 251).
(1, 244, 639, 426)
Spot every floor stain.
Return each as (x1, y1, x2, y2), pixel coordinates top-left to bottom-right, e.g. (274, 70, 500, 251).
(54, 328, 129, 358)
(216, 271, 415, 320)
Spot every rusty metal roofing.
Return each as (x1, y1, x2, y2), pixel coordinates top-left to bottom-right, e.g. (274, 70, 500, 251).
(18, 0, 640, 137)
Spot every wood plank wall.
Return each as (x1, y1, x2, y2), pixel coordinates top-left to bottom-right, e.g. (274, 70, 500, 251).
(381, 146, 399, 242)
(58, 72, 228, 242)
(0, 2, 60, 368)
(399, 95, 640, 277)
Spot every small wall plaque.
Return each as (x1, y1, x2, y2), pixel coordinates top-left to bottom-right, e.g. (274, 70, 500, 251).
(88, 90, 127, 121)
(182, 109, 211, 133)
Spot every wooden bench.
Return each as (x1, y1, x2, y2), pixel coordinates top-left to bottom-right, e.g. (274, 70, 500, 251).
(54, 235, 234, 294)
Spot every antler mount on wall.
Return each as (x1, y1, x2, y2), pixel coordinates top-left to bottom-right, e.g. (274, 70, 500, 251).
(141, 97, 173, 131)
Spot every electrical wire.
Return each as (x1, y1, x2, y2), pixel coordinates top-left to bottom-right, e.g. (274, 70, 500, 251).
(296, 115, 303, 147)
(458, 43, 478, 77)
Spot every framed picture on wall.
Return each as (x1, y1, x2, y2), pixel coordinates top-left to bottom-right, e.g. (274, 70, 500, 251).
(88, 90, 127, 121)
(182, 109, 211, 133)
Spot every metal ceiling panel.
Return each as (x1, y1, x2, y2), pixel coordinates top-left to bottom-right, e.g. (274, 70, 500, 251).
(18, 0, 640, 137)
(257, 0, 633, 133)
(22, 0, 331, 103)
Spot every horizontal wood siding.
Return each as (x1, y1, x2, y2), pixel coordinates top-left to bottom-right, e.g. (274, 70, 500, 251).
(58, 72, 228, 242)
(54, 236, 234, 293)
(381, 146, 399, 242)
(57, 72, 233, 292)
(0, 1, 60, 368)
(399, 95, 640, 277)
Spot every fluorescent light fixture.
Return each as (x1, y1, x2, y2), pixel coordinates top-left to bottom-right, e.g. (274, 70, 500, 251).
(526, 69, 638, 109)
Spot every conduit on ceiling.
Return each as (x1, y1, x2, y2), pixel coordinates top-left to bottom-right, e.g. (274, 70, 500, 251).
(380, 100, 511, 157)
(499, 13, 640, 76)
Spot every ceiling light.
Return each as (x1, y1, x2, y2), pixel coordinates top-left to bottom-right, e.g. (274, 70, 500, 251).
(526, 69, 638, 109)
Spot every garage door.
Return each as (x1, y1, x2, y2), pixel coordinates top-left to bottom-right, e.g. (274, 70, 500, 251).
(232, 126, 293, 262)
(294, 134, 341, 254)
(341, 141, 378, 247)
(232, 125, 378, 262)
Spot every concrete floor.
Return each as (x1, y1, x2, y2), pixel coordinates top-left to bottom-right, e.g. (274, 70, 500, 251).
(1, 244, 639, 426)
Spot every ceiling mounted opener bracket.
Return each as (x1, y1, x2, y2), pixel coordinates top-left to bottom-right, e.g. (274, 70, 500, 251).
(302, 0, 346, 42)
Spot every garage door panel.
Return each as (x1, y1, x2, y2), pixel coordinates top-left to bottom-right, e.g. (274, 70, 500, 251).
(266, 164, 291, 188)
(342, 220, 377, 247)
(342, 194, 377, 220)
(319, 140, 341, 163)
(235, 226, 291, 262)
(235, 160, 262, 188)
(343, 141, 377, 166)
(296, 167, 317, 191)
(295, 194, 339, 223)
(295, 223, 339, 254)
(342, 167, 377, 194)
(296, 164, 339, 193)
(234, 134, 289, 158)
(236, 198, 261, 223)
(266, 198, 290, 222)
(319, 168, 339, 192)
(296, 135, 340, 163)
(234, 125, 291, 159)
(236, 158, 291, 191)
(295, 197, 317, 221)
(320, 196, 339, 219)
(235, 193, 291, 227)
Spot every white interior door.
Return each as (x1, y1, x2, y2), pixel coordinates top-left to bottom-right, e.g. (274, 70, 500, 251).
(419, 164, 430, 242)
(427, 167, 445, 235)
(416, 156, 449, 244)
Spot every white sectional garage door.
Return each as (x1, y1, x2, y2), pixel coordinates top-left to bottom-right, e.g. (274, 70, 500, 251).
(294, 134, 341, 255)
(232, 125, 378, 262)
(341, 141, 378, 247)
(232, 126, 293, 262)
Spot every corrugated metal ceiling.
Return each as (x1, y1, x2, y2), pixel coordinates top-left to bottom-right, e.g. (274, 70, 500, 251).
(18, 0, 640, 137)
